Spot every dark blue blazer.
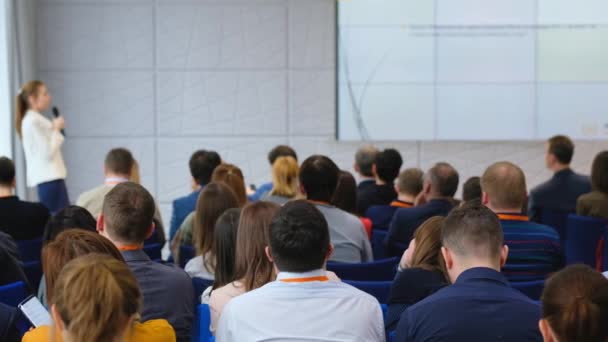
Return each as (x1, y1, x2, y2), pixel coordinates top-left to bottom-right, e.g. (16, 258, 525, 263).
(528, 169, 591, 221)
(395, 267, 542, 342)
(169, 189, 201, 241)
(366, 200, 413, 231)
(0, 303, 20, 342)
(386, 199, 454, 248)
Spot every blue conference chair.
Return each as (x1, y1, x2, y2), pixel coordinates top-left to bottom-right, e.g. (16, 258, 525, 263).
(16, 238, 43, 262)
(566, 214, 607, 268)
(143, 243, 163, 261)
(388, 330, 396, 342)
(191, 304, 215, 342)
(371, 230, 389, 260)
(510, 280, 545, 301)
(327, 257, 399, 281)
(344, 280, 392, 304)
(540, 209, 572, 244)
(0, 281, 27, 307)
(192, 277, 214, 304)
(180, 245, 196, 268)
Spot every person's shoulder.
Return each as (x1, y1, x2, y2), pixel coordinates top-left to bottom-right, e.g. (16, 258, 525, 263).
(22, 325, 54, 342)
(530, 178, 553, 197)
(77, 184, 108, 202)
(132, 319, 176, 342)
(517, 220, 560, 239)
(173, 191, 197, 207)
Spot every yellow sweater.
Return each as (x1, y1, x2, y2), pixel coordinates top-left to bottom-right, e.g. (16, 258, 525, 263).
(22, 319, 176, 342)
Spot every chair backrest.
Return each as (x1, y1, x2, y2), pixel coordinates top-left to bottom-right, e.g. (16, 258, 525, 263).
(191, 304, 214, 342)
(371, 230, 388, 260)
(566, 214, 607, 268)
(0, 281, 28, 307)
(540, 209, 572, 244)
(16, 238, 43, 262)
(180, 245, 196, 268)
(327, 257, 398, 281)
(343, 280, 392, 304)
(192, 277, 214, 304)
(510, 280, 545, 301)
(143, 243, 163, 261)
(502, 263, 554, 282)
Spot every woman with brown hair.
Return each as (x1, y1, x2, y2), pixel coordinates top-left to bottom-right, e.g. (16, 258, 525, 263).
(262, 156, 300, 205)
(385, 216, 449, 330)
(208, 201, 280, 334)
(577, 151, 608, 218)
(22, 230, 175, 341)
(539, 264, 608, 342)
(211, 163, 248, 207)
(182, 182, 239, 279)
(15, 80, 68, 214)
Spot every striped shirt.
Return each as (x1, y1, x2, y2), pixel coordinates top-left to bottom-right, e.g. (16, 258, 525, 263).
(499, 213, 563, 281)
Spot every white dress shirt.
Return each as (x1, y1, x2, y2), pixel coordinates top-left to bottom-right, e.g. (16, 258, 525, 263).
(216, 269, 385, 342)
(21, 110, 67, 186)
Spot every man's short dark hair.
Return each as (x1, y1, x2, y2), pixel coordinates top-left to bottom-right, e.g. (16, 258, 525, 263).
(548, 135, 574, 165)
(0, 157, 15, 186)
(105, 148, 135, 175)
(462, 176, 481, 202)
(428, 162, 459, 197)
(102, 182, 156, 244)
(189, 150, 221, 186)
(269, 200, 330, 273)
(355, 145, 378, 177)
(299, 155, 340, 202)
(397, 168, 423, 197)
(268, 145, 297, 166)
(375, 148, 403, 183)
(441, 202, 503, 260)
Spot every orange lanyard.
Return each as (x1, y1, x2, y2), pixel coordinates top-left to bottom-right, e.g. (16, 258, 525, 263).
(118, 245, 142, 251)
(497, 213, 529, 222)
(391, 201, 413, 208)
(280, 276, 329, 283)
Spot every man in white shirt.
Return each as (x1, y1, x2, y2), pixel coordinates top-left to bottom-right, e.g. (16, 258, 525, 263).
(216, 200, 385, 342)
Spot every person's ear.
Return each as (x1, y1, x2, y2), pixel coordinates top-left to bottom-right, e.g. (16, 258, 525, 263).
(539, 319, 554, 342)
(481, 192, 490, 206)
(424, 181, 432, 195)
(441, 246, 453, 270)
(500, 245, 509, 267)
(51, 304, 65, 332)
(145, 221, 156, 240)
(96, 214, 105, 234)
(299, 184, 307, 197)
(265, 246, 274, 263)
(11, 178, 16, 189)
(353, 163, 360, 173)
(326, 244, 334, 262)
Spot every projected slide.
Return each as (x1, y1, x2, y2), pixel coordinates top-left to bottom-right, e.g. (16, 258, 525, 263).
(337, 0, 608, 140)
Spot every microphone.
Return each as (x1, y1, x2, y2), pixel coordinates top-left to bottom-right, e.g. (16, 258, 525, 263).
(52, 106, 65, 136)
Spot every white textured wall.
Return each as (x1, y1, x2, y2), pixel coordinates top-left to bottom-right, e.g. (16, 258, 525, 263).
(36, 0, 608, 232)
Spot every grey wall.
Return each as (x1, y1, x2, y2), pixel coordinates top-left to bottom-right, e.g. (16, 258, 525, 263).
(36, 0, 608, 233)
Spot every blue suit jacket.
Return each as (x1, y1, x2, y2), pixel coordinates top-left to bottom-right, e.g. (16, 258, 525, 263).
(395, 267, 542, 342)
(528, 169, 591, 221)
(386, 199, 454, 249)
(170, 189, 201, 241)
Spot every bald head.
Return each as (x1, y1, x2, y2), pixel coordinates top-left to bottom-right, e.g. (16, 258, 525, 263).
(481, 161, 527, 211)
(426, 162, 459, 198)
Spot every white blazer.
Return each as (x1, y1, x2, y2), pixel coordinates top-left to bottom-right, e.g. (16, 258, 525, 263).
(21, 110, 67, 187)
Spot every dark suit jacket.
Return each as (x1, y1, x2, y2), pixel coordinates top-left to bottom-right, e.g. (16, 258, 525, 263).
(169, 189, 201, 241)
(122, 250, 194, 342)
(529, 169, 591, 221)
(356, 183, 397, 216)
(577, 191, 608, 219)
(0, 303, 20, 342)
(0, 196, 49, 240)
(386, 199, 454, 248)
(0, 232, 31, 289)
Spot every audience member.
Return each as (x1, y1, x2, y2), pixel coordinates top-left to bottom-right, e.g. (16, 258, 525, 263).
(481, 162, 562, 279)
(42, 205, 96, 242)
(357, 148, 403, 215)
(462, 176, 482, 204)
(387, 162, 458, 251)
(529, 135, 591, 221)
(539, 265, 608, 342)
(395, 203, 542, 341)
(184, 183, 239, 279)
(209, 201, 279, 333)
(577, 151, 608, 218)
(97, 182, 193, 342)
(210, 209, 241, 292)
(262, 155, 300, 205)
(250, 145, 298, 201)
(354, 145, 379, 192)
(30, 254, 174, 342)
(76, 148, 166, 244)
(216, 200, 384, 341)
(386, 216, 448, 330)
(169, 150, 221, 241)
(332, 170, 373, 238)
(300, 155, 373, 263)
(367, 168, 423, 230)
(24, 230, 175, 341)
(0, 156, 50, 240)
(0, 231, 30, 288)
(0, 303, 19, 342)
